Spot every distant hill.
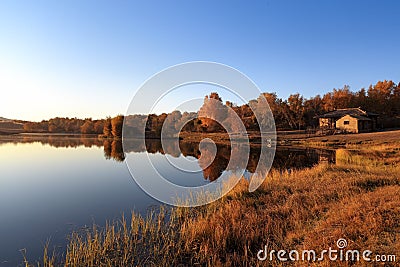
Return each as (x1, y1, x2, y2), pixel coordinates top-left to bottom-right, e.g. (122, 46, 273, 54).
(0, 117, 24, 134)
(0, 117, 12, 122)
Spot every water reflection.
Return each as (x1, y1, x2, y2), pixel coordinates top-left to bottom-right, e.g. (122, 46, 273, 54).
(135, 140, 335, 181)
(0, 135, 336, 181)
(103, 139, 125, 162)
(0, 134, 104, 148)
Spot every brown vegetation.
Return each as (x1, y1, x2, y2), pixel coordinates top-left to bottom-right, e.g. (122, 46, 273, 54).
(23, 118, 105, 134)
(296, 129, 400, 148)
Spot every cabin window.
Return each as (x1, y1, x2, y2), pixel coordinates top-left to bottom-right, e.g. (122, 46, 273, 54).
(344, 121, 350, 125)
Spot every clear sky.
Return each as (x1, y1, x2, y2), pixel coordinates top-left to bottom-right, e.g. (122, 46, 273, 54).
(1, 0, 399, 121)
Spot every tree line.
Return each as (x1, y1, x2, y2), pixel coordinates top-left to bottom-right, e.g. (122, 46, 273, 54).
(22, 116, 127, 137)
(126, 79, 400, 133)
(22, 80, 400, 135)
(247, 80, 400, 130)
(23, 117, 105, 134)
(195, 80, 400, 131)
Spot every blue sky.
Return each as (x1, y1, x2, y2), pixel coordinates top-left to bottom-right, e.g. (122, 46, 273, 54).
(1, 0, 399, 121)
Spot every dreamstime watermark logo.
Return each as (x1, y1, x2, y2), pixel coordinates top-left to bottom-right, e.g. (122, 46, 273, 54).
(257, 238, 397, 263)
(122, 62, 276, 207)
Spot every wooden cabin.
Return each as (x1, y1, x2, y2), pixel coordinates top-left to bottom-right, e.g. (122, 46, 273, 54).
(318, 108, 378, 133)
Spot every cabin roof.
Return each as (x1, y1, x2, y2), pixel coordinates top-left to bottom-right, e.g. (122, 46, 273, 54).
(342, 114, 372, 121)
(318, 108, 378, 119)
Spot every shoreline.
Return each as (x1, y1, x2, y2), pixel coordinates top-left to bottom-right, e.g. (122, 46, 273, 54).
(2, 129, 400, 148)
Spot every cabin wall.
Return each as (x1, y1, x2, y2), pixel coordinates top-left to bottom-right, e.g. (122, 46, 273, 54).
(336, 115, 358, 133)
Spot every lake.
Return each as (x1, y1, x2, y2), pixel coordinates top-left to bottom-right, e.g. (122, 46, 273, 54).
(0, 135, 335, 266)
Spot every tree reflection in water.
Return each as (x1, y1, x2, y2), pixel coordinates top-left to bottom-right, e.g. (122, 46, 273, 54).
(123, 139, 335, 181)
(0, 135, 335, 181)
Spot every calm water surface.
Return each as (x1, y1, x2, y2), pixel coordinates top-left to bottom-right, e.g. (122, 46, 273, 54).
(0, 135, 334, 266)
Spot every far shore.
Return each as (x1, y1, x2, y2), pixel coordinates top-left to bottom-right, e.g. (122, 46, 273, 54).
(2, 129, 400, 148)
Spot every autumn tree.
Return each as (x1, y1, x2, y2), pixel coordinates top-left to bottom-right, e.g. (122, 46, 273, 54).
(251, 93, 287, 130)
(198, 92, 227, 132)
(303, 95, 323, 127)
(176, 112, 198, 132)
(162, 110, 182, 136)
(103, 117, 112, 137)
(80, 119, 94, 134)
(111, 115, 124, 138)
(331, 85, 355, 109)
(367, 80, 396, 116)
(391, 83, 400, 115)
(287, 93, 305, 129)
(354, 88, 368, 110)
(93, 120, 105, 134)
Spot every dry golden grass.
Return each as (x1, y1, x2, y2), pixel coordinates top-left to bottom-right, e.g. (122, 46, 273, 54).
(32, 146, 400, 267)
(298, 129, 400, 148)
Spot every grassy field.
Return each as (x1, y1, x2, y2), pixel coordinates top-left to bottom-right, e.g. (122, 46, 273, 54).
(296, 129, 400, 148)
(180, 129, 400, 148)
(28, 137, 400, 266)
